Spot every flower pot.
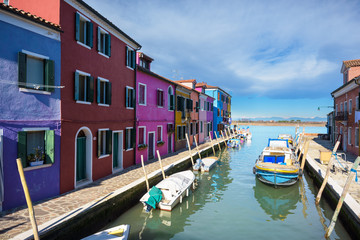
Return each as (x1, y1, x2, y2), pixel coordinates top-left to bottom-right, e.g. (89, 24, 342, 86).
(30, 161, 44, 167)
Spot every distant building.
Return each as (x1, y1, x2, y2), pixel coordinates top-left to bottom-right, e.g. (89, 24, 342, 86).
(331, 59, 360, 155)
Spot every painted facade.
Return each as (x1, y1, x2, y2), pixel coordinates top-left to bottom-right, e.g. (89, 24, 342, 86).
(331, 59, 360, 156)
(174, 85, 192, 151)
(136, 53, 175, 163)
(0, 4, 61, 210)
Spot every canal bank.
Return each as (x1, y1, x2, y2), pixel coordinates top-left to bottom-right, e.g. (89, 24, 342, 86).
(0, 137, 227, 240)
(298, 136, 360, 238)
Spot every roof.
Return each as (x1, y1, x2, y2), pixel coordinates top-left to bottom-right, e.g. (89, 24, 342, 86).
(137, 66, 175, 86)
(138, 52, 154, 62)
(176, 79, 196, 83)
(341, 59, 360, 73)
(75, 0, 141, 49)
(331, 76, 360, 96)
(0, 3, 62, 31)
(196, 82, 231, 97)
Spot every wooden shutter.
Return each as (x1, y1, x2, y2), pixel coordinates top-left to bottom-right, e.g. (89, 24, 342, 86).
(106, 34, 111, 57)
(97, 78, 100, 103)
(75, 12, 80, 41)
(125, 129, 129, 150)
(87, 76, 94, 102)
(74, 72, 79, 101)
(18, 52, 27, 88)
(97, 26, 101, 52)
(106, 82, 112, 105)
(17, 131, 27, 167)
(132, 50, 136, 68)
(131, 128, 136, 149)
(97, 131, 101, 157)
(87, 21, 93, 48)
(132, 88, 135, 108)
(125, 87, 129, 107)
(44, 59, 55, 92)
(45, 130, 55, 164)
(170, 95, 174, 110)
(106, 130, 112, 154)
(125, 46, 129, 66)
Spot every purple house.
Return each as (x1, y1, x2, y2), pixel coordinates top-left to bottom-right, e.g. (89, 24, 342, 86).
(0, 4, 61, 211)
(136, 53, 175, 163)
(195, 84, 215, 142)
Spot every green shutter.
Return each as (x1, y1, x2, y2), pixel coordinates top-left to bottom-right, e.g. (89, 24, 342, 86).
(45, 130, 55, 164)
(44, 59, 55, 92)
(18, 52, 27, 88)
(125, 129, 129, 150)
(97, 130, 101, 157)
(87, 76, 94, 102)
(125, 46, 129, 66)
(106, 130, 112, 154)
(75, 12, 80, 41)
(106, 82, 112, 105)
(97, 26, 101, 52)
(125, 87, 129, 107)
(106, 34, 111, 57)
(170, 95, 174, 110)
(17, 131, 27, 167)
(131, 88, 135, 108)
(97, 77, 100, 103)
(131, 128, 136, 149)
(87, 21, 93, 48)
(74, 72, 79, 100)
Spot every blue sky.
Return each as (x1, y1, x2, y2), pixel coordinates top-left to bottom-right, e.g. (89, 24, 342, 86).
(85, 0, 360, 120)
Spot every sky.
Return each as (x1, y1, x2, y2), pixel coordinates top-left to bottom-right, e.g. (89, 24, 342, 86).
(84, 0, 360, 120)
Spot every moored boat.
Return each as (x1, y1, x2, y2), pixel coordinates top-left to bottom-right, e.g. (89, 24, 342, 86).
(140, 170, 195, 211)
(227, 138, 240, 148)
(253, 139, 300, 187)
(82, 224, 130, 240)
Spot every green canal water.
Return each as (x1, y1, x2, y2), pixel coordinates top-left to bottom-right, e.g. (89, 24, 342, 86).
(107, 126, 353, 239)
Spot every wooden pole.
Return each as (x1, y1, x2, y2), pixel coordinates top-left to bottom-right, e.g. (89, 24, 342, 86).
(141, 155, 149, 191)
(316, 138, 341, 205)
(300, 139, 310, 172)
(214, 132, 221, 150)
(209, 133, 216, 156)
(193, 135, 202, 160)
(294, 133, 303, 154)
(185, 133, 195, 166)
(16, 158, 40, 240)
(325, 156, 360, 238)
(156, 150, 166, 180)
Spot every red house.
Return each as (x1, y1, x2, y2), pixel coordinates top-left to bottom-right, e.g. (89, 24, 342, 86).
(12, 0, 141, 193)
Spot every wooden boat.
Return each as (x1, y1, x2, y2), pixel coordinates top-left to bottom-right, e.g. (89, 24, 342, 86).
(82, 224, 130, 240)
(227, 138, 240, 148)
(140, 170, 195, 211)
(200, 156, 218, 172)
(254, 139, 300, 187)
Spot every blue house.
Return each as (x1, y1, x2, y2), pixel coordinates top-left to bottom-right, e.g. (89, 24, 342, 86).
(0, 3, 61, 211)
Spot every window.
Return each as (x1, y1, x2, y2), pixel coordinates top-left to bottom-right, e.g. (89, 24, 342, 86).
(138, 127, 146, 145)
(98, 129, 112, 157)
(356, 97, 359, 111)
(196, 101, 199, 112)
(97, 27, 111, 57)
(157, 89, 164, 107)
(218, 92, 220, 100)
(177, 126, 186, 140)
(139, 83, 146, 105)
(348, 127, 352, 145)
(97, 77, 111, 105)
(126, 46, 136, 69)
(217, 109, 220, 117)
(157, 126, 163, 142)
(126, 87, 135, 109)
(75, 71, 94, 103)
(190, 123, 194, 135)
(349, 99, 352, 115)
(201, 121, 203, 133)
(139, 58, 150, 69)
(340, 103, 343, 112)
(356, 128, 359, 148)
(17, 129, 55, 168)
(75, 12, 93, 48)
(168, 87, 174, 110)
(196, 122, 199, 134)
(125, 128, 135, 150)
(182, 126, 186, 139)
(18, 51, 55, 92)
(344, 101, 347, 114)
(186, 99, 193, 112)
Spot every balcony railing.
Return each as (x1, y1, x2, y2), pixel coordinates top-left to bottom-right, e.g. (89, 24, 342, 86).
(334, 112, 348, 121)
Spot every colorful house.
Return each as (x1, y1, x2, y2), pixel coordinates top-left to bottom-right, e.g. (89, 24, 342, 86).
(136, 53, 176, 163)
(331, 59, 360, 155)
(0, 3, 61, 210)
(195, 83, 215, 142)
(11, 0, 142, 193)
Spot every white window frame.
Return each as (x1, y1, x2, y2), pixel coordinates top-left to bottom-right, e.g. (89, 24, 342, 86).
(138, 126, 146, 145)
(126, 47, 135, 70)
(76, 70, 92, 105)
(126, 86, 135, 109)
(349, 99, 352, 115)
(348, 127, 352, 145)
(76, 12, 92, 50)
(97, 77, 110, 107)
(138, 83, 147, 106)
(125, 127, 134, 151)
(97, 26, 110, 58)
(98, 128, 110, 159)
(157, 125, 163, 142)
(157, 88, 164, 108)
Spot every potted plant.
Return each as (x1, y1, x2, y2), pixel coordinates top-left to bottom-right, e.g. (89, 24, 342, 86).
(27, 146, 45, 167)
(138, 144, 148, 151)
(157, 141, 165, 146)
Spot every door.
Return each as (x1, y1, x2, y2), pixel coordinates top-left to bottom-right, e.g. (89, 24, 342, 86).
(76, 136, 87, 181)
(113, 132, 123, 170)
(148, 132, 155, 159)
(0, 131, 3, 212)
(168, 134, 172, 153)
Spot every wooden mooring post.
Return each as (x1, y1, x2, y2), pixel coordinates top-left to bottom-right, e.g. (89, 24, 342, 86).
(209, 133, 216, 156)
(156, 150, 166, 180)
(315, 138, 341, 205)
(193, 135, 202, 160)
(325, 156, 360, 238)
(16, 158, 40, 240)
(300, 138, 310, 173)
(185, 133, 195, 166)
(214, 132, 221, 150)
(141, 155, 149, 191)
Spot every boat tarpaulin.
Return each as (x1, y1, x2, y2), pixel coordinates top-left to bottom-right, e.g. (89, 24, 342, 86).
(146, 186, 163, 209)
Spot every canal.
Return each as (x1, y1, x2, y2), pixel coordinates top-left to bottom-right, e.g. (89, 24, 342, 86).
(106, 126, 352, 239)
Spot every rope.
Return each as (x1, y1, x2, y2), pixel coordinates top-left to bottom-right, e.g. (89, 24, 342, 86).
(350, 168, 358, 182)
(332, 153, 348, 171)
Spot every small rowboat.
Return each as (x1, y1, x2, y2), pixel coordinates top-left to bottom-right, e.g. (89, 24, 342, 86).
(82, 224, 130, 240)
(193, 157, 218, 172)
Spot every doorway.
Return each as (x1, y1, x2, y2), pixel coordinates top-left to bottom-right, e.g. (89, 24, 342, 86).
(113, 131, 123, 172)
(168, 133, 173, 153)
(148, 132, 155, 159)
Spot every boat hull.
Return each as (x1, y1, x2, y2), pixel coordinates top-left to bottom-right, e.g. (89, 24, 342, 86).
(82, 224, 130, 240)
(254, 164, 299, 187)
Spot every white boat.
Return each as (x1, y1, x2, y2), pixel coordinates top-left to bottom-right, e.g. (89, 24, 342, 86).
(140, 170, 195, 211)
(82, 224, 130, 240)
(193, 157, 218, 172)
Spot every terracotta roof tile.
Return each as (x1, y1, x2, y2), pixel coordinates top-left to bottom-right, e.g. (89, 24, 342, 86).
(0, 3, 62, 31)
(343, 59, 360, 69)
(175, 79, 196, 83)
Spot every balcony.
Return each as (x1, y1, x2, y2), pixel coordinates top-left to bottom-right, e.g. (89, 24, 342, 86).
(334, 112, 348, 121)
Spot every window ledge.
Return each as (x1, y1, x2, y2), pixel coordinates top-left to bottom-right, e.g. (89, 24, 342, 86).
(125, 148, 133, 151)
(139, 103, 147, 106)
(126, 66, 135, 71)
(76, 100, 91, 105)
(98, 154, 110, 159)
(77, 41, 91, 50)
(157, 106, 164, 108)
(98, 103, 110, 107)
(98, 52, 110, 58)
(126, 107, 134, 110)
(19, 88, 51, 95)
(24, 163, 52, 171)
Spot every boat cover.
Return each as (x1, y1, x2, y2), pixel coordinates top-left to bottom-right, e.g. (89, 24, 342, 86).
(157, 173, 191, 197)
(145, 186, 163, 209)
(267, 139, 289, 148)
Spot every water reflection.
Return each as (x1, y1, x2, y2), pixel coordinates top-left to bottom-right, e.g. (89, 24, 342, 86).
(253, 178, 300, 221)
